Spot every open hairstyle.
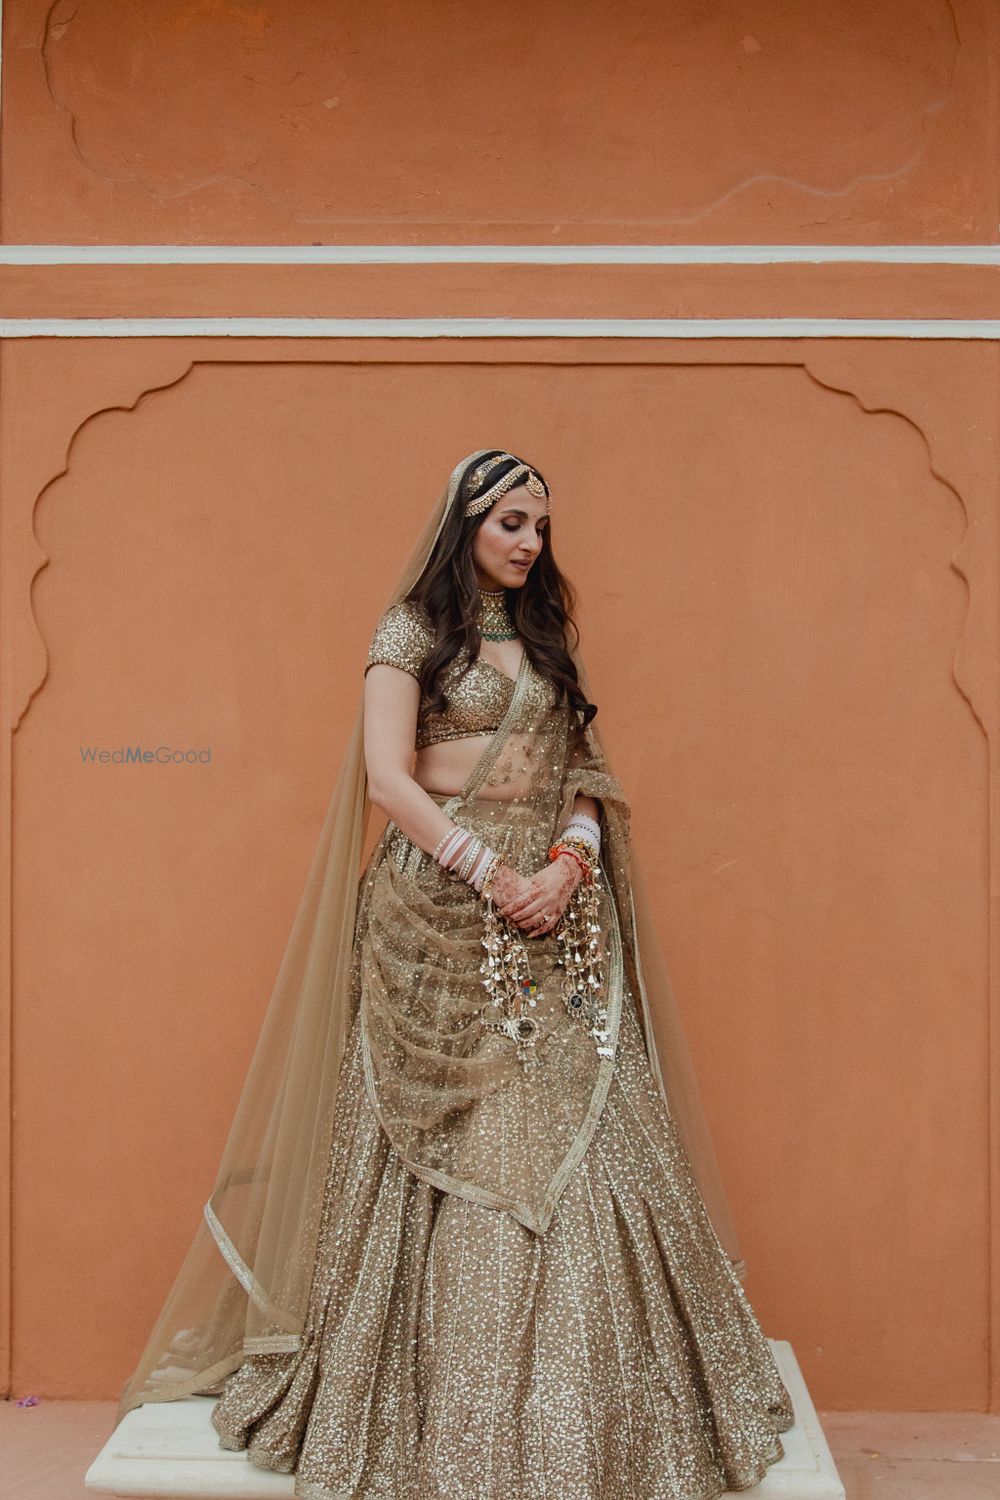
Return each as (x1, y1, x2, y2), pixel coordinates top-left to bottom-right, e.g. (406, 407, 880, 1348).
(405, 449, 597, 736)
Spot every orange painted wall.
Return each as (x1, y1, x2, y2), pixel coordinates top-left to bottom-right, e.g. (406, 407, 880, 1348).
(1, 0, 999, 1417)
(2, 0, 995, 244)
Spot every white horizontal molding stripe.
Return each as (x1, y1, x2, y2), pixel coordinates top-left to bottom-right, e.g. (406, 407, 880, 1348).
(2, 244, 1000, 266)
(2, 316, 1000, 339)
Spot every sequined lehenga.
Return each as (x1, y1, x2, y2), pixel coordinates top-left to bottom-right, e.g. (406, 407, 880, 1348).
(206, 640, 795, 1500)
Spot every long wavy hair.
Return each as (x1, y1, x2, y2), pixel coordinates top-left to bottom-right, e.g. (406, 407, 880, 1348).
(406, 450, 597, 736)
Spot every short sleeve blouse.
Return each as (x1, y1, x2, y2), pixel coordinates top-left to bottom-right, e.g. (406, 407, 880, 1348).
(364, 597, 556, 750)
(364, 600, 434, 681)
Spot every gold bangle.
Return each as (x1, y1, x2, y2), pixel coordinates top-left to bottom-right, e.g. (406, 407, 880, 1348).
(477, 852, 502, 898)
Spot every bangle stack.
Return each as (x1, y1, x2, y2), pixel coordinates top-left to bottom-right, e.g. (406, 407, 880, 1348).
(432, 826, 501, 894)
(548, 840, 593, 884)
(548, 810, 601, 886)
(560, 811, 602, 856)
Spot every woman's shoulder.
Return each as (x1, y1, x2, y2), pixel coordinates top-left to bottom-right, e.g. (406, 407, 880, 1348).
(364, 597, 434, 680)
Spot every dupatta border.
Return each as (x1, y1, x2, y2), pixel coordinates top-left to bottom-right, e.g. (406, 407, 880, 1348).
(202, 1197, 303, 1336)
(116, 1350, 247, 1418)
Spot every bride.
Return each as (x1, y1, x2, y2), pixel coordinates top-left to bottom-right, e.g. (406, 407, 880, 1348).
(115, 449, 794, 1499)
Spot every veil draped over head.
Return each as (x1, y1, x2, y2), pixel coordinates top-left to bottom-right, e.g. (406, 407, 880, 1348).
(115, 450, 746, 1427)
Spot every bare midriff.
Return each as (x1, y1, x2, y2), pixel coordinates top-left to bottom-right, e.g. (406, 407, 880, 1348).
(410, 640, 532, 801)
(413, 735, 503, 798)
(413, 732, 531, 803)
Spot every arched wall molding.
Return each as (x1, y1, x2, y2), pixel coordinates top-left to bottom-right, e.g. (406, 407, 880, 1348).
(10, 350, 986, 736)
(1, 342, 996, 1410)
(800, 356, 985, 740)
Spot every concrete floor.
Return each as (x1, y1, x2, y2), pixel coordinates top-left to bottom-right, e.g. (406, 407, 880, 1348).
(2, 1401, 999, 1499)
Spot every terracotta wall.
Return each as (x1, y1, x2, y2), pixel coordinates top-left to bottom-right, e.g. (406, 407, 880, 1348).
(1, 0, 998, 1415)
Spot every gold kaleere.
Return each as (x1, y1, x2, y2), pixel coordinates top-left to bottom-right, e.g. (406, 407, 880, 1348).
(548, 835, 613, 1057)
(478, 861, 541, 1068)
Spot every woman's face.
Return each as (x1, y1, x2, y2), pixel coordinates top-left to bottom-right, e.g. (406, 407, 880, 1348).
(470, 484, 549, 591)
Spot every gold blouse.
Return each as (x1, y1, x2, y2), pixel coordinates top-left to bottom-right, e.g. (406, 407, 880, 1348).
(364, 599, 555, 750)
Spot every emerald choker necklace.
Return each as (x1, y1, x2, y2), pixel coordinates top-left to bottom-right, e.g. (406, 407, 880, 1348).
(478, 587, 517, 641)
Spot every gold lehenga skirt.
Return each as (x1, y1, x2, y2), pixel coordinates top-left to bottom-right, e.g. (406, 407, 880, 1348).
(208, 865, 795, 1500)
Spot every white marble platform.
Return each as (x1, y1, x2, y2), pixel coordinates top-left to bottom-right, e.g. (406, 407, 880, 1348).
(85, 1339, 844, 1498)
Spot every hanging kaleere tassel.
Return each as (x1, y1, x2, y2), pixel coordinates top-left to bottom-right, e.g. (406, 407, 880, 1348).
(549, 835, 614, 1058)
(478, 857, 542, 1067)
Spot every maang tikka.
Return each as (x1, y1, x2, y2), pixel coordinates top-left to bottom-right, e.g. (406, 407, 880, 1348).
(464, 454, 549, 518)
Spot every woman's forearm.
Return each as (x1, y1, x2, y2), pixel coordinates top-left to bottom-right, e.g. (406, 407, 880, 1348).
(369, 772, 517, 897)
(367, 769, 463, 858)
(565, 793, 600, 827)
(362, 667, 511, 889)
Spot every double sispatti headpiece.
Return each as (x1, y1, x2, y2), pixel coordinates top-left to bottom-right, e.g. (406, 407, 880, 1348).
(463, 453, 549, 518)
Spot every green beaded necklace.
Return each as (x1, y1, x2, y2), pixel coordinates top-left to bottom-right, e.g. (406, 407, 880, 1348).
(478, 587, 518, 641)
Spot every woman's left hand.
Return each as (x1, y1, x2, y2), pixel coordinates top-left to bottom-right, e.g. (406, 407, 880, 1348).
(495, 854, 582, 937)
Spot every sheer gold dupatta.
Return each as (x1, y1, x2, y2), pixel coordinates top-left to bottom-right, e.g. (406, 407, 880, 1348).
(115, 451, 744, 1429)
(115, 455, 480, 1425)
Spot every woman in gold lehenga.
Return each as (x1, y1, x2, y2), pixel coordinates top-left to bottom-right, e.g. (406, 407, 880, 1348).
(115, 450, 794, 1499)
